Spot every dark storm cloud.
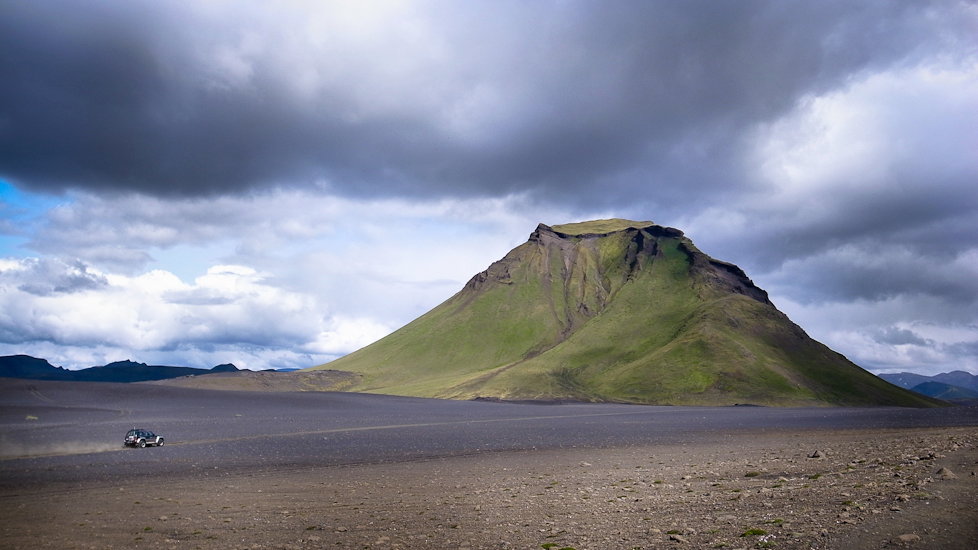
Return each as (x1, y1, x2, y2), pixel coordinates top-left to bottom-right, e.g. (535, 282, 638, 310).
(1, 1, 967, 205)
(770, 249, 978, 305)
(730, 171, 978, 290)
(873, 327, 931, 347)
(948, 340, 978, 360)
(5, 258, 107, 296)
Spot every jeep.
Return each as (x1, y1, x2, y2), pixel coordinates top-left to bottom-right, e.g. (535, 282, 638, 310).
(124, 428, 165, 448)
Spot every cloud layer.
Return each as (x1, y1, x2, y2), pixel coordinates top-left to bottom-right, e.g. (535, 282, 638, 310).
(0, 190, 560, 369)
(0, 256, 390, 369)
(0, 1, 976, 374)
(3, 1, 970, 203)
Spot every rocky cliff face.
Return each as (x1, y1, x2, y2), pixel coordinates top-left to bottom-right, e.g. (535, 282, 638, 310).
(315, 219, 941, 407)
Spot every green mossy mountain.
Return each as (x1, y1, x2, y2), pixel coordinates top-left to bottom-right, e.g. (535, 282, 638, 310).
(313, 219, 941, 407)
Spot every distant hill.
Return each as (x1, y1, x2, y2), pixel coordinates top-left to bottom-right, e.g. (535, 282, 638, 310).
(210, 363, 240, 373)
(879, 370, 978, 405)
(877, 372, 933, 390)
(880, 371, 978, 393)
(930, 371, 978, 392)
(312, 219, 941, 407)
(0, 355, 238, 383)
(0, 355, 72, 380)
(909, 381, 978, 401)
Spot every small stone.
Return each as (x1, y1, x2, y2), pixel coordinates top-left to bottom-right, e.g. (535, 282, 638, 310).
(936, 467, 957, 479)
(896, 533, 920, 543)
(809, 450, 825, 459)
(668, 534, 688, 543)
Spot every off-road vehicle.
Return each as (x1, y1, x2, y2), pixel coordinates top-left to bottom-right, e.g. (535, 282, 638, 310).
(124, 428, 164, 448)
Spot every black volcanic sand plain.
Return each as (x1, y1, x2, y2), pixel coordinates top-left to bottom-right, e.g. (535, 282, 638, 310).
(1, 378, 977, 549)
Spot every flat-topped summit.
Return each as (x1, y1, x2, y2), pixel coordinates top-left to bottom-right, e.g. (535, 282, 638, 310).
(312, 220, 940, 407)
(548, 218, 660, 236)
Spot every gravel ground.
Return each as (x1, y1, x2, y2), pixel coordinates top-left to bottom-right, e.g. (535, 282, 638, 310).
(3, 426, 975, 550)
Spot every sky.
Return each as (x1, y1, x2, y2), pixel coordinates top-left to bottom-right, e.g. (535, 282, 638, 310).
(0, 0, 976, 376)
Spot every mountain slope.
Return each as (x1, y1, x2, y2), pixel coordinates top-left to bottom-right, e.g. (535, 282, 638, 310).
(313, 219, 941, 407)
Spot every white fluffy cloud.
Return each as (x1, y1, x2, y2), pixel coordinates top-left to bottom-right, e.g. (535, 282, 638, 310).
(751, 63, 978, 217)
(0, 193, 583, 369)
(0, 258, 377, 369)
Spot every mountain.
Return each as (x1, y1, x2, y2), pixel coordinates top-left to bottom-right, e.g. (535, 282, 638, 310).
(312, 219, 941, 407)
(0, 355, 239, 383)
(0, 355, 72, 380)
(879, 371, 978, 393)
(877, 372, 932, 390)
(909, 381, 978, 401)
(210, 363, 241, 373)
(71, 360, 207, 382)
(931, 371, 978, 392)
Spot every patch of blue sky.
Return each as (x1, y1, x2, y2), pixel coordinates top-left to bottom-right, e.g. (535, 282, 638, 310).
(0, 180, 66, 258)
(147, 242, 235, 283)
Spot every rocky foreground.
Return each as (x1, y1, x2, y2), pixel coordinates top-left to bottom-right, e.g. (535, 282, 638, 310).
(3, 426, 976, 549)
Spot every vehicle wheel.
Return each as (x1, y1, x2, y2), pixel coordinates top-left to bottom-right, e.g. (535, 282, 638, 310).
(138, 440, 146, 448)
(158, 438, 164, 446)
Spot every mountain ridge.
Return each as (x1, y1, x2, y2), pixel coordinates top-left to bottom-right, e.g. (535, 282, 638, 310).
(0, 354, 240, 383)
(879, 370, 978, 393)
(910, 381, 978, 401)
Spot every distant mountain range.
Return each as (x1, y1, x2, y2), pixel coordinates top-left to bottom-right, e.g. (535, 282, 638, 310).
(878, 371, 978, 403)
(0, 354, 240, 383)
